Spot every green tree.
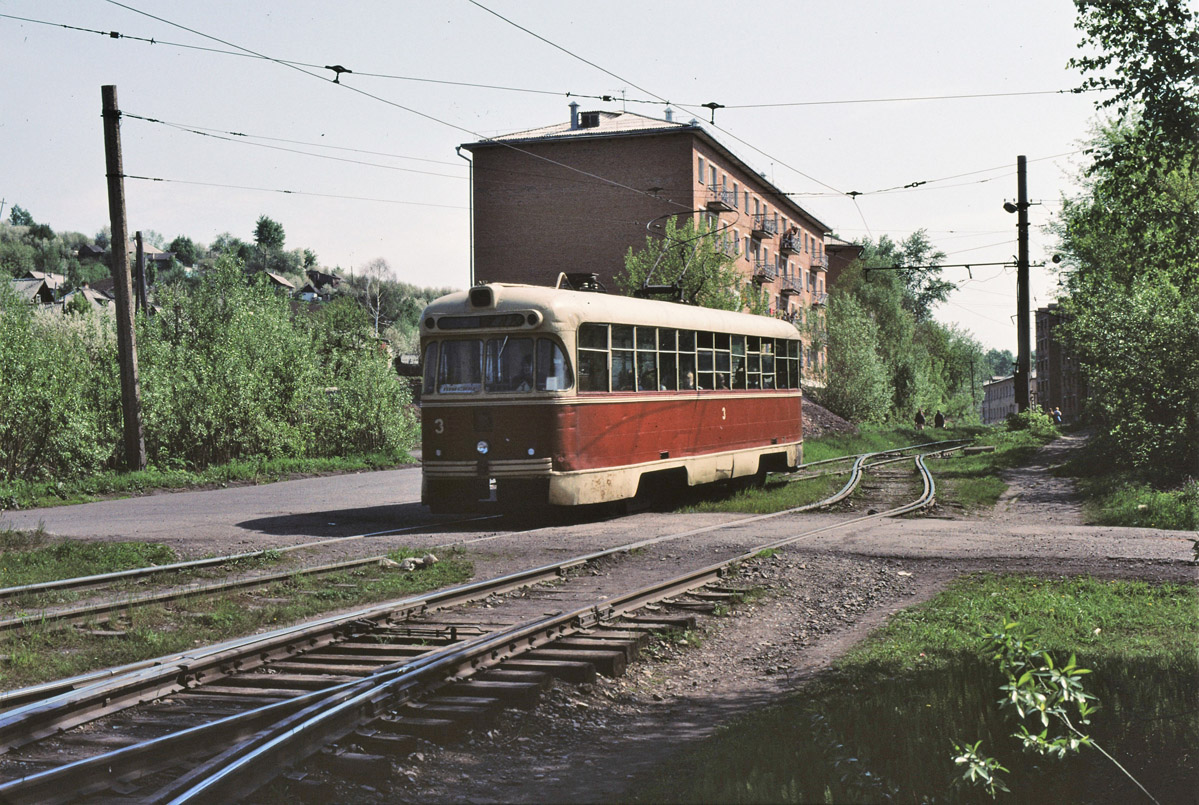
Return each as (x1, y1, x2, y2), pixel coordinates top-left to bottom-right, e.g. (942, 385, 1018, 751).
(9, 205, 34, 227)
(616, 216, 762, 313)
(1052, 0, 1199, 481)
(253, 215, 286, 251)
(984, 348, 1016, 378)
(822, 293, 890, 423)
(1069, 0, 1199, 174)
(168, 236, 199, 267)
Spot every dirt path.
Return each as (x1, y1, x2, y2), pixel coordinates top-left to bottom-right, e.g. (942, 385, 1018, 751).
(300, 435, 1197, 803)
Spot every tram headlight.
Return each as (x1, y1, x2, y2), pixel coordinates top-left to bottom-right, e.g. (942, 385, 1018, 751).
(476, 440, 490, 455)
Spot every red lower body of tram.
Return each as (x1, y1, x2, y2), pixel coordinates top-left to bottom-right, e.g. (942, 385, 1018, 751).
(421, 392, 801, 511)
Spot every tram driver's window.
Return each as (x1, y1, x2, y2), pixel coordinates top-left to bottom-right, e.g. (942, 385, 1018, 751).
(484, 337, 534, 392)
(437, 339, 483, 393)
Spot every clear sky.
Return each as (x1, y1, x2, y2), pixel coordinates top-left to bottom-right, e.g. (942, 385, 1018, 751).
(0, 0, 1104, 351)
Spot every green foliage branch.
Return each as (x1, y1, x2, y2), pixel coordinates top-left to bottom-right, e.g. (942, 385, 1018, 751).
(954, 621, 1160, 803)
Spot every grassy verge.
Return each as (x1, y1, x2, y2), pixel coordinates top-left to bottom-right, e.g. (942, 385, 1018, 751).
(0, 450, 417, 511)
(629, 574, 1198, 804)
(0, 547, 473, 691)
(1077, 474, 1199, 531)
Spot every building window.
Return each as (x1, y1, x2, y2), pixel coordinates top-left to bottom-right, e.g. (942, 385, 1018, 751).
(743, 236, 750, 258)
(697, 156, 705, 184)
(732, 182, 739, 207)
(710, 164, 718, 188)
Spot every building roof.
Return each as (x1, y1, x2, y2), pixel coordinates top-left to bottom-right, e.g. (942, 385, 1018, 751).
(10, 278, 53, 304)
(483, 109, 689, 143)
(461, 108, 833, 235)
(264, 272, 296, 290)
(60, 287, 113, 310)
(24, 270, 67, 290)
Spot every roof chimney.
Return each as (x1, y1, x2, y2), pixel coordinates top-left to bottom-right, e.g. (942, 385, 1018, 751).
(664, 106, 673, 123)
(569, 101, 580, 130)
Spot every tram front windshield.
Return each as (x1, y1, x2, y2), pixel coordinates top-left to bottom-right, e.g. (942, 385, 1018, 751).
(423, 337, 573, 395)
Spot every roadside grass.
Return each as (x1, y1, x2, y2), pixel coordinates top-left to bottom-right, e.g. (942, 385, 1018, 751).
(0, 548, 473, 690)
(628, 574, 1198, 804)
(1, 539, 178, 590)
(1077, 475, 1199, 531)
(0, 449, 417, 511)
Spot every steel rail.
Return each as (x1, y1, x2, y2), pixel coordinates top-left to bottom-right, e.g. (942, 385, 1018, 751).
(0, 443, 963, 755)
(1, 440, 963, 604)
(162, 445, 957, 803)
(0, 553, 398, 635)
(0, 513, 498, 603)
(0, 444, 959, 803)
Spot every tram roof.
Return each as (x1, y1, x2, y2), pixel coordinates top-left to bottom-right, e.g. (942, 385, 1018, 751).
(422, 283, 801, 338)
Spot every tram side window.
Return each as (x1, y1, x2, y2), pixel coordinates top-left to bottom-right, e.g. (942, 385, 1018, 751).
(658, 328, 678, 390)
(422, 342, 438, 395)
(731, 335, 747, 389)
(679, 330, 697, 389)
(761, 339, 776, 389)
(578, 323, 609, 392)
(536, 339, 574, 391)
(437, 339, 483, 393)
(612, 324, 635, 392)
(696, 331, 715, 390)
(636, 326, 658, 391)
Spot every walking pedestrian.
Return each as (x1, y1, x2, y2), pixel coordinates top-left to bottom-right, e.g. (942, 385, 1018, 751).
(914, 408, 926, 431)
(934, 410, 945, 429)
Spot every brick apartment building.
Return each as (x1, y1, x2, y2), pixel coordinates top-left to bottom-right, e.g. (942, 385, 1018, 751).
(460, 105, 835, 376)
(1036, 302, 1084, 422)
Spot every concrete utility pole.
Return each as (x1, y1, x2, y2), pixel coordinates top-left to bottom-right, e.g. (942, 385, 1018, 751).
(1009, 155, 1032, 413)
(102, 85, 147, 471)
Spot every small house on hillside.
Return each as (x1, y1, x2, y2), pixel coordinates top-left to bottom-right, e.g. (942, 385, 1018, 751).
(76, 244, 106, 261)
(306, 269, 342, 289)
(59, 285, 113, 311)
(263, 272, 296, 292)
(22, 270, 67, 293)
(10, 277, 55, 305)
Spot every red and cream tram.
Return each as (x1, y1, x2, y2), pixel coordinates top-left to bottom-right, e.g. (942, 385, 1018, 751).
(419, 283, 803, 512)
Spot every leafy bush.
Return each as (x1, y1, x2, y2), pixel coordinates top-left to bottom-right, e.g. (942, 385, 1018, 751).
(1, 255, 417, 486)
(0, 285, 120, 480)
(1005, 408, 1059, 440)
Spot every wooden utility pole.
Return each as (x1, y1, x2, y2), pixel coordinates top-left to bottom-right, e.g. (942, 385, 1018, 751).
(1014, 155, 1031, 413)
(102, 85, 146, 471)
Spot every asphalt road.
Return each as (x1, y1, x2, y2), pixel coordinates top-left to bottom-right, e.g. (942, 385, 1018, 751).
(0, 467, 427, 553)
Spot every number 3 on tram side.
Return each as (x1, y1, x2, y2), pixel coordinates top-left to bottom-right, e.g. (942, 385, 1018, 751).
(419, 283, 803, 513)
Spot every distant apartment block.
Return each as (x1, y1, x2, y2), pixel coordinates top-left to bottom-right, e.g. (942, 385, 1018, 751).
(981, 372, 1038, 425)
(460, 105, 835, 377)
(1036, 303, 1084, 422)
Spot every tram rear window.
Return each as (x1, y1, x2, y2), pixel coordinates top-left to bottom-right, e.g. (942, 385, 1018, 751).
(576, 323, 801, 393)
(423, 338, 573, 394)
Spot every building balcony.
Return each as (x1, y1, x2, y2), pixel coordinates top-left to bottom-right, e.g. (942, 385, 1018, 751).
(812, 291, 828, 307)
(779, 275, 802, 296)
(753, 260, 776, 283)
(751, 214, 778, 239)
(779, 231, 801, 255)
(706, 186, 735, 212)
(811, 254, 829, 270)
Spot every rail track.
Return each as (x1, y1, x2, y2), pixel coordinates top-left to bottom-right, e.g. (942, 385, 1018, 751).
(0, 442, 965, 803)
